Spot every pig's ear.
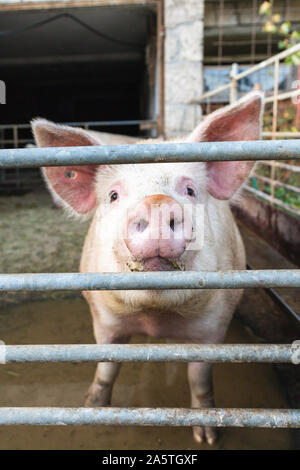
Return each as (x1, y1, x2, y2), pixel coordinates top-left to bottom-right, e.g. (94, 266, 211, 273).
(31, 119, 101, 215)
(187, 92, 264, 200)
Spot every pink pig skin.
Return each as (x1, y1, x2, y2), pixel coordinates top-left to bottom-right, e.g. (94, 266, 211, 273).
(32, 92, 263, 445)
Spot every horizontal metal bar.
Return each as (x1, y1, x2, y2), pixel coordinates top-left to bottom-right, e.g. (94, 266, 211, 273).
(0, 141, 300, 168)
(260, 160, 300, 172)
(264, 88, 300, 104)
(0, 120, 156, 131)
(66, 119, 156, 128)
(3, 344, 296, 363)
(0, 270, 300, 292)
(0, 407, 299, 428)
(234, 42, 300, 81)
(0, 139, 34, 145)
(263, 131, 300, 138)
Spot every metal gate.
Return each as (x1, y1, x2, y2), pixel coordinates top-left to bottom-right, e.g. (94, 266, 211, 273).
(0, 139, 300, 429)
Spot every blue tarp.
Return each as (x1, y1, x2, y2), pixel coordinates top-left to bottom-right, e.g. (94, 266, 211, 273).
(203, 64, 298, 102)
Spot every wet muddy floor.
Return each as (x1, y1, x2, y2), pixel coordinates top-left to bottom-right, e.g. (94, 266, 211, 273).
(0, 297, 292, 450)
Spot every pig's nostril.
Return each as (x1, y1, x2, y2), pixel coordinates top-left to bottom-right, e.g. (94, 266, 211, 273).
(170, 218, 175, 232)
(136, 219, 148, 232)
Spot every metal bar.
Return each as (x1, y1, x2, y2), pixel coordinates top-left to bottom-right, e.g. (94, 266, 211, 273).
(2, 344, 296, 364)
(204, 54, 270, 64)
(0, 139, 34, 144)
(0, 270, 300, 292)
(0, 120, 157, 131)
(252, 173, 300, 195)
(197, 85, 300, 108)
(234, 42, 300, 81)
(0, 124, 31, 130)
(262, 286, 300, 324)
(1, 140, 300, 168)
(260, 160, 300, 173)
(265, 88, 300, 103)
(263, 131, 300, 138)
(0, 407, 299, 428)
(66, 119, 156, 128)
(214, 39, 278, 47)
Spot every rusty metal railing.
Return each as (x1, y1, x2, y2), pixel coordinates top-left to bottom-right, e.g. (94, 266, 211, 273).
(0, 140, 299, 168)
(0, 270, 300, 291)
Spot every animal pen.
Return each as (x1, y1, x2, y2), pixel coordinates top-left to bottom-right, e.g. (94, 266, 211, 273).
(0, 140, 300, 430)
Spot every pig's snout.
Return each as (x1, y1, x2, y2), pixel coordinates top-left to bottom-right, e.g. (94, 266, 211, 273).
(125, 194, 192, 262)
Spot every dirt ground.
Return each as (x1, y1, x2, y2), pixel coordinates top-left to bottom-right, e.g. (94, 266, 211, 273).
(0, 189, 89, 308)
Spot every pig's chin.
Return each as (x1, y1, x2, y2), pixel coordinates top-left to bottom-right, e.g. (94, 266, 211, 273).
(142, 256, 178, 272)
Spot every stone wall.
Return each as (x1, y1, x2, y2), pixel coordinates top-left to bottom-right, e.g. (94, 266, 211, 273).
(164, 0, 204, 138)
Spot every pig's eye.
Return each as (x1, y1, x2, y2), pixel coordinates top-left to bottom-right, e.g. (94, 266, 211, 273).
(64, 170, 77, 179)
(110, 191, 119, 203)
(186, 187, 195, 197)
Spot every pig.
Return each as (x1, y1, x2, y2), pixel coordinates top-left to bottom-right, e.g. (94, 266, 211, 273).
(31, 91, 263, 445)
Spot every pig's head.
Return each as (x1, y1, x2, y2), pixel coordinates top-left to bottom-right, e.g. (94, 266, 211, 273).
(32, 92, 263, 297)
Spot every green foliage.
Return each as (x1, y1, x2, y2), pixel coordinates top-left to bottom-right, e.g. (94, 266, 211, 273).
(263, 103, 297, 132)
